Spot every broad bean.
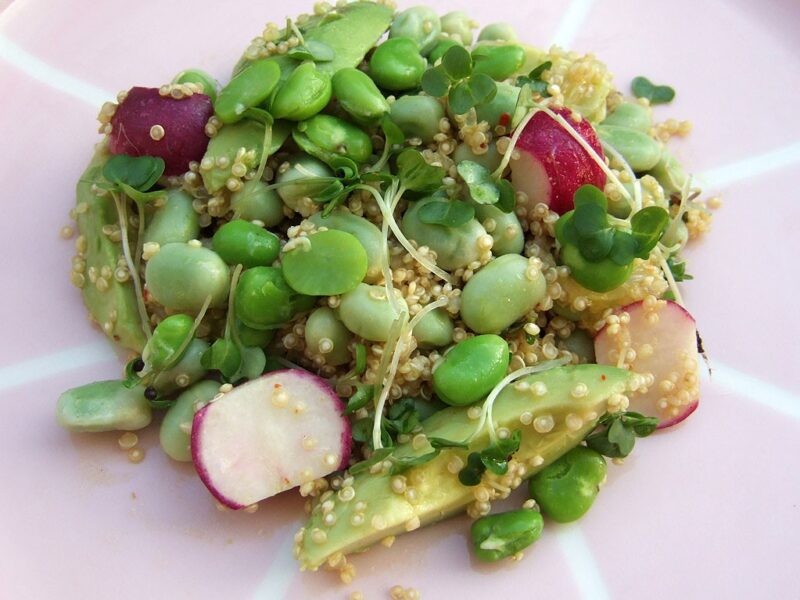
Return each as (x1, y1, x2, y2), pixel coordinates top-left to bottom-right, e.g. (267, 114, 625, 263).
(597, 125, 663, 172)
(57, 380, 151, 432)
(412, 308, 454, 349)
(299, 114, 373, 164)
(230, 179, 284, 227)
(471, 44, 526, 81)
(472, 202, 524, 256)
(390, 6, 441, 55)
(173, 68, 218, 102)
(470, 509, 544, 562)
(331, 68, 390, 125)
(275, 154, 334, 215)
(143, 189, 199, 246)
(477, 23, 517, 43)
(212, 220, 280, 267)
(440, 11, 476, 45)
(271, 62, 332, 121)
(338, 283, 409, 342)
(369, 38, 426, 91)
(309, 209, 385, 283)
(142, 314, 193, 370)
(159, 380, 219, 461)
(151, 338, 210, 394)
(601, 101, 652, 133)
(452, 142, 502, 172)
(474, 82, 519, 129)
(389, 95, 445, 144)
(215, 58, 281, 124)
(305, 306, 353, 366)
(648, 150, 688, 195)
(235, 266, 310, 330)
(432, 334, 509, 406)
(235, 320, 275, 348)
(282, 229, 368, 296)
(561, 328, 596, 363)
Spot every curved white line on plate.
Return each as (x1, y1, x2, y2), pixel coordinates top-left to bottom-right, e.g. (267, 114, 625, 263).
(556, 524, 611, 600)
(0, 340, 115, 392)
(708, 361, 800, 420)
(251, 526, 299, 600)
(550, 0, 596, 48)
(698, 141, 800, 189)
(0, 34, 113, 107)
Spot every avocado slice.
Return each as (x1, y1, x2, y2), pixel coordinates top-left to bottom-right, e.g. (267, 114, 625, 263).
(296, 364, 631, 570)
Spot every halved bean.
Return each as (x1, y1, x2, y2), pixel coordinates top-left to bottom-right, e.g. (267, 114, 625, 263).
(57, 380, 151, 432)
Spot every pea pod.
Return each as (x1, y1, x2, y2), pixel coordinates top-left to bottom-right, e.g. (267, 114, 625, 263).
(230, 179, 284, 227)
(369, 37, 426, 91)
(433, 334, 509, 406)
(412, 308, 454, 348)
(390, 95, 445, 144)
(309, 209, 385, 284)
(57, 380, 151, 433)
(159, 380, 219, 461)
(338, 283, 409, 342)
(390, 6, 441, 55)
(471, 509, 544, 562)
(471, 44, 526, 80)
(212, 220, 280, 267)
(143, 189, 199, 246)
(142, 314, 194, 370)
(296, 114, 373, 164)
(305, 306, 353, 366)
(173, 68, 218, 102)
(215, 58, 281, 124)
(271, 62, 332, 121)
(528, 446, 607, 523)
(331, 68, 390, 125)
(460, 254, 546, 334)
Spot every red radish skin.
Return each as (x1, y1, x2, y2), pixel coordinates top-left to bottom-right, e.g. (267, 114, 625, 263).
(510, 107, 606, 214)
(191, 370, 351, 509)
(109, 87, 213, 176)
(594, 299, 699, 428)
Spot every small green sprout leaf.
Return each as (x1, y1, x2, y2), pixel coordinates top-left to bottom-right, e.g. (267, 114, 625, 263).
(428, 437, 470, 450)
(448, 80, 475, 115)
(573, 184, 608, 210)
(459, 452, 486, 486)
(103, 154, 165, 192)
(667, 256, 693, 282)
(573, 202, 607, 236)
(608, 230, 639, 266)
(457, 160, 500, 205)
(579, 228, 615, 262)
(516, 60, 552, 97)
(349, 447, 394, 475)
(631, 76, 675, 104)
(630, 206, 670, 257)
(479, 430, 522, 475)
(441, 44, 473, 80)
(344, 383, 374, 415)
(384, 398, 421, 435)
(397, 149, 445, 192)
(417, 199, 475, 227)
(354, 343, 368, 375)
(467, 72, 497, 105)
(388, 450, 440, 475)
(201, 339, 243, 380)
(585, 411, 658, 458)
(421, 65, 452, 98)
(496, 179, 516, 213)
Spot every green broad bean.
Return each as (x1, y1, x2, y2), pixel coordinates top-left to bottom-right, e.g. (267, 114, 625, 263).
(159, 380, 219, 461)
(305, 306, 353, 366)
(528, 446, 607, 523)
(298, 114, 373, 164)
(173, 68, 218, 102)
(477, 23, 517, 43)
(597, 125, 663, 172)
(270, 62, 332, 121)
(601, 101, 653, 133)
(474, 82, 520, 128)
(661, 219, 689, 249)
(145, 242, 230, 312)
(57, 380, 152, 433)
(309, 209, 385, 284)
(235, 266, 309, 330)
(401, 196, 489, 271)
(143, 314, 194, 370)
(648, 150, 688, 195)
(331, 68, 390, 125)
(389, 95, 445, 144)
(151, 338, 210, 394)
(201, 119, 265, 194)
(389, 6, 441, 55)
(215, 58, 281, 124)
(428, 39, 461, 64)
(275, 153, 334, 215)
(338, 283, 409, 342)
(369, 37, 427, 91)
(230, 179, 284, 227)
(460, 254, 546, 334)
(471, 44, 526, 81)
(282, 229, 368, 296)
(212, 220, 280, 268)
(235, 320, 275, 348)
(452, 142, 502, 172)
(470, 509, 544, 562)
(433, 334, 509, 406)
(561, 328, 596, 363)
(440, 11, 476, 45)
(412, 308, 454, 349)
(143, 189, 199, 246)
(472, 202, 524, 256)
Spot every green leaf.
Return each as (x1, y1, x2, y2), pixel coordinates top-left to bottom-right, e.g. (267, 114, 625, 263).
(457, 160, 499, 205)
(351, 417, 373, 443)
(496, 179, 516, 213)
(117, 182, 166, 204)
(385, 397, 421, 435)
(418, 199, 475, 227)
(349, 447, 394, 475)
(573, 184, 608, 211)
(103, 154, 165, 191)
(428, 437, 470, 450)
(201, 339, 243, 380)
(607, 418, 635, 456)
(573, 203, 607, 236)
(344, 384, 374, 415)
(631, 76, 675, 105)
(441, 44, 472, 80)
(622, 412, 659, 437)
(421, 65, 452, 98)
(286, 39, 335, 62)
(458, 452, 486, 486)
(666, 256, 693, 282)
(554, 211, 579, 247)
(578, 228, 614, 262)
(528, 60, 552, 81)
(388, 450, 440, 475)
(608, 230, 639, 266)
(631, 206, 669, 257)
(468, 73, 497, 105)
(479, 430, 522, 475)
(396, 149, 445, 193)
(354, 342, 367, 375)
(585, 411, 656, 458)
(381, 115, 405, 149)
(448, 80, 475, 115)
(312, 179, 346, 204)
(516, 60, 551, 97)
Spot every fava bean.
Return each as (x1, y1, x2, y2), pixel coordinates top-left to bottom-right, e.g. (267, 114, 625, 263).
(145, 242, 230, 312)
(648, 150, 688, 195)
(460, 254, 546, 334)
(230, 179, 284, 227)
(474, 82, 520, 129)
(452, 142, 502, 172)
(597, 125, 663, 172)
(471, 44, 526, 81)
(215, 58, 281, 124)
(173, 68, 218, 102)
(159, 380, 219, 461)
(601, 101, 652, 133)
(143, 313, 193, 370)
(236, 346, 267, 381)
(57, 380, 151, 432)
(235, 320, 275, 348)
(271, 62, 332, 121)
(390, 6, 441, 55)
(298, 114, 373, 164)
(473, 202, 524, 256)
(528, 446, 607, 523)
(433, 334, 509, 406)
(305, 306, 353, 366)
(200, 119, 266, 194)
(282, 229, 368, 296)
(441, 11, 476, 45)
(477, 23, 517, 43)
(331, 68, 390, 125)
(235, 266, 310, 330)
(471, 509, 544, 562)
(338, 283, 409, 342)
(275, 153, 334, 215)
(309, 209, 385, 283)
(143, 189, 199, 246)
(561, 328, 596, 363)
(151, 338, 210, 394)
(412, 307, 454, 348)
(390, 95, 445, 144)
(661, 219, 689, 250)
(369, 37, 426, 91)
(212, 220, 280, 267)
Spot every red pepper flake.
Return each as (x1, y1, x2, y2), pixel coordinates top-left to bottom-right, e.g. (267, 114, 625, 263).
(601, 374, 606, 381)
(499, 112, 511, 128)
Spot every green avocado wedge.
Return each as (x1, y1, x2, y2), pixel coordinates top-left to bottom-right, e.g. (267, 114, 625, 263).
(296, 364, 631, 570)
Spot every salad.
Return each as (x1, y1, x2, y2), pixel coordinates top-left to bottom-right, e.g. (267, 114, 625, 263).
(58, 0, 714, 582)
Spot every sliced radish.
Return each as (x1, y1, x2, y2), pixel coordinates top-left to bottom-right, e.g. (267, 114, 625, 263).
(109, 86, 213, 176)
(594, 299, 699, 428)
(191, 370, 350, 509)
(510, 107, 606, 214)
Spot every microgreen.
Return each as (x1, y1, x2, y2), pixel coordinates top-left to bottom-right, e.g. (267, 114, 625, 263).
(101, 154, 166, 203)
(584, 411, 658, 458)
(201, 338, 243, 380)
(344, 383, 374, 415)
(354, 343, 368, 375)
(396, 148, 446, 193)
(348, 447, 394, 475)
(458, 431, 522, 486)
(458, 160, 499, 205)
(417, 199, 475, 227)
(666, 256, 693, 282)
(388, 451, 440, 475)
(631, 76, 675, 104)
(515, 60, 552, 97)
(421, 44, 497, 115)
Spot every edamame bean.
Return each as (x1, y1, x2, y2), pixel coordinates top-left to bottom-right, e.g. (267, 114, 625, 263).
(401, 196, 489, 271)
(282, 229, 368, 296)
(474, 82, 520, 129)
(433, 334, 509, 406)
(235, 266, 309, 330)
(309, 209, 385, 284)
(470, 509, 544, 562)
(338, 283, 409, 342)
(473, 202, 524, 256)
(601, 102, 652, 133)
(452, 142, 502, 172)
(441, 11, 476, 45)
(369, 38, 426, 91)
(528, 446, 607, 523)
(561, 328, 596, 363)
(298, 114, 373, 164)
(143, 314, 194, 370)
(428, 39, 460, 64)
(173, 68, 218, 102)
(212, 220, 280, 267)
(143, 189, 199, 246)
(331, 68, 390, 125)
(275, 153, 334, 215)
(215, 58, 281, 124)
(305, 306, 353, 366)
(389, 95, 445, 144)
(145, 242, 230, 312)
(230, 179, 284, 227)
(57, 380, 152, 432)
(151, 339, 210, 394)
(460, 254, 546, 334)
(471, 44, 526, 80)
(412, 308, 454, 348)
(597, 125, 663, 172)
(477, 22, 517, 43)
(389, 6, 441, 55)
(236, 320, 275, 348)
(271, 62, 332, 121)
(159, 380, 218, 461)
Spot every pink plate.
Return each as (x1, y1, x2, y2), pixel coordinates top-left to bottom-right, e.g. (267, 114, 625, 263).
(2, 0, 799, 598)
